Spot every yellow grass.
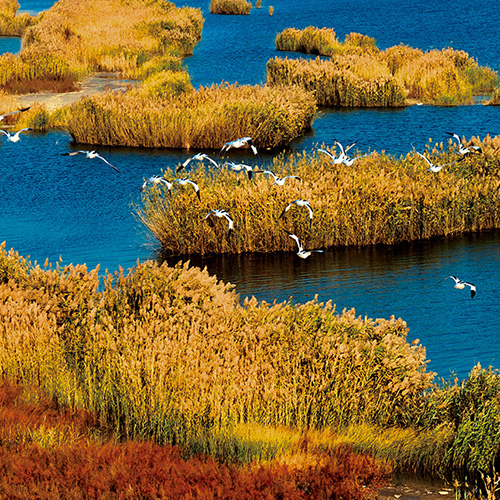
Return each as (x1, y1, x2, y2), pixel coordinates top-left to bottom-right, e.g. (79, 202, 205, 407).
(210, 0, 252, 15)
(0, 0, 203, 92)
(272, 28, 499, 106)
(65, 83, 317, 149)
(140, 137, 500, 256)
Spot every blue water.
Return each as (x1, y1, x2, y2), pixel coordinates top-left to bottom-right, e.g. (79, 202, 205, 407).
(4, 0, 500, 379)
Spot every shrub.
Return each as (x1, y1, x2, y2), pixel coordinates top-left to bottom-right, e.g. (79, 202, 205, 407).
(140, 69, 194, 99)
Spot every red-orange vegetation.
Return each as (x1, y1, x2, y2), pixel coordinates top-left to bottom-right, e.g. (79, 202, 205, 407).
(0, 379, 390, 499)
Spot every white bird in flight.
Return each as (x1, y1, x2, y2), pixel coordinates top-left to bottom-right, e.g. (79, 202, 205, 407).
(284, 230, 324, 259)
(61, 150, 121, 173)
(0, 106, 30, 121)
(279, 200, 313, 226)
(0, 128, 32, 143)
(438, 275, 476, 299)
(446, 132, 483, 156)
(178, 153, 219, 173)
(224, 161, 255, 180)
(413, 149, 461, 173)
(260, 170, 301, 186)
(172, 177, 201, 200)
(220, 136, 258, 156)
(203, 209, 234, 236)
(141, 175, 173, 192)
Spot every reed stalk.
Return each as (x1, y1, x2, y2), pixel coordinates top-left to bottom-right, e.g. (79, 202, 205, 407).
(65, 83, 317, 149)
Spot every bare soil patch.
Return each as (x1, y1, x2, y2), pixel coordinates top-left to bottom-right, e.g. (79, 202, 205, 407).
(15, 72, 138, 111)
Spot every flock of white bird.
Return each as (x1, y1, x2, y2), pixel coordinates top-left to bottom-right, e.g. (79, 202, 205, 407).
(2, 105, 477, 299)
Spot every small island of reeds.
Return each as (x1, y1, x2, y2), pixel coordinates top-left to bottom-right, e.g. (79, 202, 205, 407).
(0, 0, 203, 94)
(210, 0, 252, 15)
(139, 136, 500, 256)
(270, 26, 499, 106)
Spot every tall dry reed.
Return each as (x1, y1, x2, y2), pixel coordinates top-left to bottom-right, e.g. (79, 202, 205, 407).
(140, 139, 500, 256)
(65, 83, 317, 149)
(272, 28, 499, 105)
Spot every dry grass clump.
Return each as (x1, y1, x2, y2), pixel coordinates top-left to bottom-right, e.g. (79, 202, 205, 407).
(0, 0, 39, 36)
(267, 56, 405, 107)
(272, 28, 499, 106)
(140, 140, 500, 256)
(0, 0, 203, 93)
(65, 82, 317, 149)
(276, 27, 339, 56)
(210, 0, 252, 15)
(3, 245, 500, 482)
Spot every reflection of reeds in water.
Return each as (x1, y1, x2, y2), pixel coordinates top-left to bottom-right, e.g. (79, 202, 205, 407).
(272, 28, 499, 106)
(140, 140, 500, 256)
(65, 83, 317, 149)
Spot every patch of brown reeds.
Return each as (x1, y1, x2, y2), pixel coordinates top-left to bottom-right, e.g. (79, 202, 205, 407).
(0, 379, 390, 499)
(210, 0, 252, 15)
(0, 243, 433, 446)
(140, 138, 500, 256)
(65, 82, 317, 149)
(2, 245, 500, 482)
(272, 28, 499, 106)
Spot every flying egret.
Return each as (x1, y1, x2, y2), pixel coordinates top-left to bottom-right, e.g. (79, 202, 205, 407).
(438, 275, 476, 299)
(172, 177, 201, 200)
(220, 137, 258, 156)
(259, 170, 301, 186)
(446, 132, 483, 156)
(284, 230, 324, 259)
(141, 175, 173, 192)
(203, 209, 234, 236)
(279, 200, 313, 226)
(0, 128, 32, 143)
(177, 153, 219, 173)
(61, 150, 121, 173)
(413, 149, 461, 173)
(223, 161, 255, 180)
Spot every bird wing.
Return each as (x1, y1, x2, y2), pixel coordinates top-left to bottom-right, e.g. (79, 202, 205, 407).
(345, 140, 358, 153)
(95, 154, 121, 173)
(286, 231, 302, 252)
(317, 148, 336, 160)
(415, 150, 433, 167)
(0, 107, 30, 120)
(204, 154, 219, 167)
(445, 131, 461, 144)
